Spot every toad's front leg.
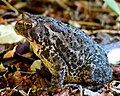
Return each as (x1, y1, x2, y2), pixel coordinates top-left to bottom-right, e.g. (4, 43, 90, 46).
(41, 50, 67, 93)
(50, 53, 67, 93)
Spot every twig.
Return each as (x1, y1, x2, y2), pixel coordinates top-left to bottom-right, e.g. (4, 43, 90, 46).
(2, 0, 19, 16)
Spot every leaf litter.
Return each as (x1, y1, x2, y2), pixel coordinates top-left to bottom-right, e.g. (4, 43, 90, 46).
(0, 0, 120, 96)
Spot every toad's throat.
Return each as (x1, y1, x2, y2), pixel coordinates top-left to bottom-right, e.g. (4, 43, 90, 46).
(30, 41, 55, 75)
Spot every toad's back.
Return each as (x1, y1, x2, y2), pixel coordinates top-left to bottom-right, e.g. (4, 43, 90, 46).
(15, 13, 112, 91)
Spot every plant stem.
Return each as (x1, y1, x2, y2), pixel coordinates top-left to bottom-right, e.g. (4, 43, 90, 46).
(2, 0, 19, 16)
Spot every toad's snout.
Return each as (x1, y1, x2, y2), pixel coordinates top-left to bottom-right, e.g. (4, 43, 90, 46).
(15, 21, 24, 34)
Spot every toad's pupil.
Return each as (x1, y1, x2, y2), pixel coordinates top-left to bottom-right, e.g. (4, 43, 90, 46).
(24, 23, 32, 29)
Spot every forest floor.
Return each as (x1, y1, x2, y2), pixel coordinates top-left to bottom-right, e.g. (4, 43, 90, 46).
(0, 0, 120, 96)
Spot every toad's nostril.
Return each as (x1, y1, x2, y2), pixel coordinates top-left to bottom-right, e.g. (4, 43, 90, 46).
(17, 22, 22, 26)
(16, 20, 24, 26)
(15, 24, 22, 31)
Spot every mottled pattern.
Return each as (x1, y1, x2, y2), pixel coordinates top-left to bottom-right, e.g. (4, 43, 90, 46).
(15, 13, 112, 91)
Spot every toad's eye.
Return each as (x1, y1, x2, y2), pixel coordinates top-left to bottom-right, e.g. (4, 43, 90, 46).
(24, 22, 33, 30)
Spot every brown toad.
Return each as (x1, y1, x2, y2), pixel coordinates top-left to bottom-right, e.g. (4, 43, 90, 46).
(15, 12, 112, 92)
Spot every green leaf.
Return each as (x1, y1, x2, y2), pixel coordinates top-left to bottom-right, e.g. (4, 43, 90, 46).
(103, 0, 120, 15)
(0, 62, 5, 72)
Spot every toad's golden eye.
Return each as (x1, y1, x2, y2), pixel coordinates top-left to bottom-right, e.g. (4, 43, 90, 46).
(24, 22, 33, 30)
